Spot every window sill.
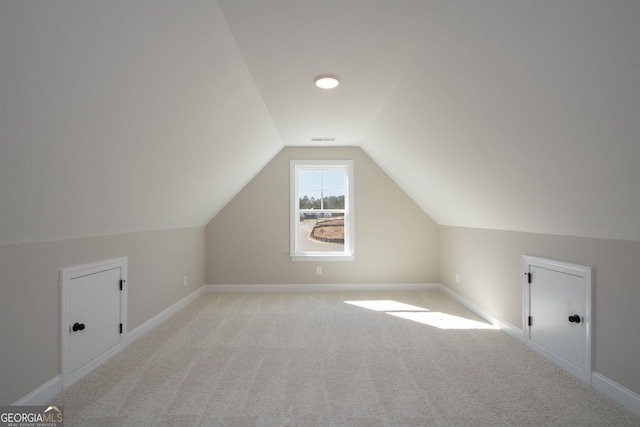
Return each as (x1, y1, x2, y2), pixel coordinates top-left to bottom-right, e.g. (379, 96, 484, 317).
(290, 254, 355, 262)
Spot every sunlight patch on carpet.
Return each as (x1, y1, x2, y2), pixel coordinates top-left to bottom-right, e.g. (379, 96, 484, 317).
(344, 300, 428, 312)
(345, 300, 497, 330)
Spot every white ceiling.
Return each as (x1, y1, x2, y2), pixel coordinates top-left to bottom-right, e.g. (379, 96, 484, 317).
(218, 0, 435, 146)
(1, 0, 639, 244)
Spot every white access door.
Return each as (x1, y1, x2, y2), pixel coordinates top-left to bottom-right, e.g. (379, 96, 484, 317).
(69, 267, 121, 373)
(524, 256, 591, 384)
(61, 257, 127, 388)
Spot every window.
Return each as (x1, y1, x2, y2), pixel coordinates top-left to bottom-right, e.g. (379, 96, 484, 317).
(290, 160, 354, 261)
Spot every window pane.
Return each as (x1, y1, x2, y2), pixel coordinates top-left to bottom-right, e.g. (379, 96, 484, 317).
(291, 160, 353, 259)
(298, 215, 345, 253)
(321, 170, 345, 191)
(298, 170, 322, 191)
(299, 191, 322, 209)
(298, 169, 346, 210)
(322, 192, 345, 209)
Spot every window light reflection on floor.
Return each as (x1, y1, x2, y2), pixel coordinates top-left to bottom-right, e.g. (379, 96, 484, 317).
(343, 300, 426, 312)
(344, 300, 497, 330)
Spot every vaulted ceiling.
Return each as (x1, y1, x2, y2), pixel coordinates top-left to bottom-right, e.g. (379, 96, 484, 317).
(1, 0, 638, 245)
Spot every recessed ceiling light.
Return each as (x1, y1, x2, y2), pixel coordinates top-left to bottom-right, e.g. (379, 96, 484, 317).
(314, 74, 340, 89)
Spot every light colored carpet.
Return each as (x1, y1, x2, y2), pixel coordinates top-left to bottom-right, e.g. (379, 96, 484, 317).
(50, 290, 640, 426)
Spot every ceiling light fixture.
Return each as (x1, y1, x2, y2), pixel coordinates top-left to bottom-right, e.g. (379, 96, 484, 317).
(314, 74, 340, 89)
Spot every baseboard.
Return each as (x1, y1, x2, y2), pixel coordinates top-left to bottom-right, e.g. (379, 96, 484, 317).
(12, 375, 62, 406)
(204, 283, 441, 293)
(592, 372, 640, 416)
(438, 284, 524, 342)
(127, 286, 205, 343)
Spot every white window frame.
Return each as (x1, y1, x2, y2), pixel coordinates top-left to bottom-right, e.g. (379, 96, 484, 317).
(290, 160, 355, 262)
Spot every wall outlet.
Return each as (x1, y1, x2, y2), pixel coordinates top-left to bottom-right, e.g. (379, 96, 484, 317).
(316, 266, 322, 275)
(455, 273, 460, 284)
(183, 275, 188, 286)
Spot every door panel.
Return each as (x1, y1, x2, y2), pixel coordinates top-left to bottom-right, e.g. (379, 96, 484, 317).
(69, 267, 121, 374)
(529, 265, 585, 369)
(524, 255, 591, 384)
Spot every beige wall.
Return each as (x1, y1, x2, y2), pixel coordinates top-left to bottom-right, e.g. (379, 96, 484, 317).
(0, 227, 205, 404)
(439, 225, 640, 395)
(206, 146, 439, 285)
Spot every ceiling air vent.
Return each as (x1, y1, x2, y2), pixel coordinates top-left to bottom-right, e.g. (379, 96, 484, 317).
(310, 137, 337, 143)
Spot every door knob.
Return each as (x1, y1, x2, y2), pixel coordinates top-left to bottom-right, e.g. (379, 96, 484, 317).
(568, 315, 581, 324)
(72, 322, 86, 332)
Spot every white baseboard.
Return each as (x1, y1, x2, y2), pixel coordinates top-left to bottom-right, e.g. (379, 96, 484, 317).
(438, 284, 524, 343)
(127, 286, 205, 343)
(592, 372, 640, 417)
(204, 283, 440, 293)
(12, 375, 62, 406)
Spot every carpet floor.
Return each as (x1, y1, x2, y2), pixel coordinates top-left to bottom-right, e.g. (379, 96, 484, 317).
(50, 290, 640, 426)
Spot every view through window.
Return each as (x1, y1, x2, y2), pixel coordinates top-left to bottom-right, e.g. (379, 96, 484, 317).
(290, 160, 354, 260)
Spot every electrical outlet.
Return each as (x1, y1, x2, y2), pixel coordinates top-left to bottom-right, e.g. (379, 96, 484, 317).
(316, 266, 322, 275)
(183, 275, 188, 286)
(455, 273, 460, 284)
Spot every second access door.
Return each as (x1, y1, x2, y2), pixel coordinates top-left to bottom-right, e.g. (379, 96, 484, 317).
(523, 255, 592, 384)
(69, 267, 122, 374)
(61, 257, 128, 388)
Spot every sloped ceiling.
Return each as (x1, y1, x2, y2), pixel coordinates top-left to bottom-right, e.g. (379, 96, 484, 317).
(366, 0, 640, 241)
(1, 0, 639, 244)
(0, 0, 282, 244)
(219, 0, 640, 241)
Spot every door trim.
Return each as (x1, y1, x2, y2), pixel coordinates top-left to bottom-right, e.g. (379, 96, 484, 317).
(522, 255, 592, 384)
(60, 257, 128, 389)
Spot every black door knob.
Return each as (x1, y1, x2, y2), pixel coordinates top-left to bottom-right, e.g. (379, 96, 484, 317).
(72, 322, 86, 332)
(568, 315, 581, 324)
